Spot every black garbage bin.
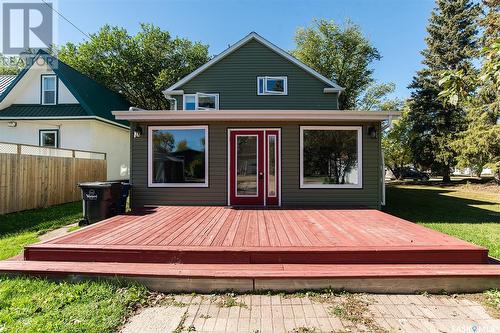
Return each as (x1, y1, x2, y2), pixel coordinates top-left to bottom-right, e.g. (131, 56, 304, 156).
(78, 182, 122, 225)
(117, 182, 131, 214)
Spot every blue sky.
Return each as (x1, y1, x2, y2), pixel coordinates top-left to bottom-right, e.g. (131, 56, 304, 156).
(57, 0, 436, 100)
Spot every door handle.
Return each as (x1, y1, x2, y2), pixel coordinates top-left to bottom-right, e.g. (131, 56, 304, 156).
(259, 172, 264, 179)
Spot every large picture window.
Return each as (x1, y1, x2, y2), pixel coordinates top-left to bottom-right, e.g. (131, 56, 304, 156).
(148, 126, 208, 187)
(300, 126, 362, 188)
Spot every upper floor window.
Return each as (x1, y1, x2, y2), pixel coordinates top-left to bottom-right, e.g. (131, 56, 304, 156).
(183, 93, 219, 110)
(257, 76, 287, 95)
(41, 75, 57, 105)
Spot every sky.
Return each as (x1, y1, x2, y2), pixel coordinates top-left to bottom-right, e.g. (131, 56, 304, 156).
(55, 0, 437, 100)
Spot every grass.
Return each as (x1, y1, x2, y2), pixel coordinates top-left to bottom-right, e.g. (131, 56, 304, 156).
(0, 202, 82, 260)
(0, 277, 147, 333)
(384, 183, 500, 258)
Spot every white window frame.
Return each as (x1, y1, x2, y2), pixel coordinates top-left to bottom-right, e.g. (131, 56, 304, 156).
(39, 129, 58, 148)
(41, 75, 57, 105)
(148, 125, 209, 188)
(299, 126, 363, 189)
(257, 76, 288, 95)
(182, 93, 219, 110)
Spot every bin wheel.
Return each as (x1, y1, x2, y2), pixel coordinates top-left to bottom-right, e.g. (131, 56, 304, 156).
(78, 219, 89, 226)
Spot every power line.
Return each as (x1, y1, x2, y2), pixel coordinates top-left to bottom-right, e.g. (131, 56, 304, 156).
(41, 0, 91, 40)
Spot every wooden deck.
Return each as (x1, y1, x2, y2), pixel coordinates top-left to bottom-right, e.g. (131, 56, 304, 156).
(24, 206, 488, 264)
(0, 206, 498, 292)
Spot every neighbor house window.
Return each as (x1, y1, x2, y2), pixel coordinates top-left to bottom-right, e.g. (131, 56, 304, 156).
(148, 126, 208, 187)
(183, 93, 219, 110)
(41, 75, 57, 105)
(300, 126, 362, 188)
(39, 129, 58, 148)
(257, 76, 287, 95)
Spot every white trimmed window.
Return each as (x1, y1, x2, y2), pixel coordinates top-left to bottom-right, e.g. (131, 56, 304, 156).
(183, 93, 219, 110)
(300, 126, 362, 188)
(41, 75, 57, 105)
(148, 126, 208, 187)
(257, 76, 287, 95)
(39, 129, 58, 148)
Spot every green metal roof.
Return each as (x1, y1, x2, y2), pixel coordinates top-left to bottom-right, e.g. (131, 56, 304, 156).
(0, 104, 88, 118)
(0, 50, 130, 127)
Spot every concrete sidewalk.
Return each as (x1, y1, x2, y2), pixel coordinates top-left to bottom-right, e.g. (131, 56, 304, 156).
(121, 293, 500, 333)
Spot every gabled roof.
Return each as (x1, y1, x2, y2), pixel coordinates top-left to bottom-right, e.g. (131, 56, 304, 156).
(0, 75, 16, 95)
(0, 50, 130, 128)
(164, 32, 344, 93)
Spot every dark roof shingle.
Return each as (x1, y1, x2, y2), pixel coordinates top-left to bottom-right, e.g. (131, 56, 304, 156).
(0, 104, 88, 118)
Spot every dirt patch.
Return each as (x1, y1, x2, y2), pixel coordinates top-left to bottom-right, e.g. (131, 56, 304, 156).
(462, 291, 500, 319)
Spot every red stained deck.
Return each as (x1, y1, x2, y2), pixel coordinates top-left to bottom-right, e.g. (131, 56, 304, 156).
(24, 206, 488, 264)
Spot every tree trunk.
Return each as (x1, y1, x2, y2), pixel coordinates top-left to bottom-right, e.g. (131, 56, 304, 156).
(442, 167, 451, 183)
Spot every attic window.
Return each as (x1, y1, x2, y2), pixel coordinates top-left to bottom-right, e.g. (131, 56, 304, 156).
(41, 75, 57, 105)
(183, 93, 219, 110)
(257, 76, 287, 95)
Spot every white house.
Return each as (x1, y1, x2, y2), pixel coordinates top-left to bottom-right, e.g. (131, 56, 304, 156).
(0, 51, 130, 180)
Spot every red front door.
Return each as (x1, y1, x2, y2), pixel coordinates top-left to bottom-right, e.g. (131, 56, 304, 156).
(229, 129, 280, 206)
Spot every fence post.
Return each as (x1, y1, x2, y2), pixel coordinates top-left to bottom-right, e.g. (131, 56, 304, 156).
(17, 144, 21, 154)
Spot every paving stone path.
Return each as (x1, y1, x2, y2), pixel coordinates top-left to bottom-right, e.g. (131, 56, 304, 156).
(121, 293, 500, 333)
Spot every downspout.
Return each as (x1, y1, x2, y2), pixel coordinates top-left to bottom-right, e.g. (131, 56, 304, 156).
(165, 95, 177, 110)
(381, 150, 386, 206)
(380, 114, 394, 207)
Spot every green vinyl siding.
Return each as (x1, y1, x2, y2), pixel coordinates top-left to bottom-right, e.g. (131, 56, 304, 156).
(173, 39, 339, 110)
(130, 121, 381, 209)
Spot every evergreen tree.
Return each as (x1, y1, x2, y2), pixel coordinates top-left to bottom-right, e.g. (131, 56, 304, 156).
(439, 0, 500, 178)
(407, 0, 480, 182)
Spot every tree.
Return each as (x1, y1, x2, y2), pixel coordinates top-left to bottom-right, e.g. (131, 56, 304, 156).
(0, 56, 25, 75)
(382, 109, 413, 179)
(293, 19, 381, 109)
(438, 0, 500, 178)
(58, 24, 209, 109)
(407, 0, 480, 182)
(358, 82, 404, 111)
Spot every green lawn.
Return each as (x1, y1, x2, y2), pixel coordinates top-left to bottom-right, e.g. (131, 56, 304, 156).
(384, 184, 500, 258)
(0, 202, 82, 260)
(0, 203, 149, 333)
(0, 277, 147, 333)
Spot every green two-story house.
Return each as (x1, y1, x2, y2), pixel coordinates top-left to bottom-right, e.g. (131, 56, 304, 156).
(113, 32, 398, 209)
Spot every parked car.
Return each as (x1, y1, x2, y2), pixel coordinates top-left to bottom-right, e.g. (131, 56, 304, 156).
(398, 167, 430, 181)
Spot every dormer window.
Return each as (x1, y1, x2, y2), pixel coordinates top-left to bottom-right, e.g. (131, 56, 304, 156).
(183, 93, 219, 110)
(41, 75, 57, 105)
(257, 76, 287, 95)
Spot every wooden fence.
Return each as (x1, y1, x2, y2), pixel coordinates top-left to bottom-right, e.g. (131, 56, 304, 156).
(0, 142, 107, 215)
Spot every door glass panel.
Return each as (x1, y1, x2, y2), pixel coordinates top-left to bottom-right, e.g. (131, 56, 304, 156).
(268, 135, 276, 197)
(236, 135, 258, 196)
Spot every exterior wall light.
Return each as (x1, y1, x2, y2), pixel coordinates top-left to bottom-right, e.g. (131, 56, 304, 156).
(133, 125, 143, 138)
(367, 126, 377, 139)
(7, 121, 17, 127)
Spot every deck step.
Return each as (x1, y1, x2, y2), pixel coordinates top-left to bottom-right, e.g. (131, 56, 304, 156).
(24, 244, 489, 265)
(1, 261, 499, 293)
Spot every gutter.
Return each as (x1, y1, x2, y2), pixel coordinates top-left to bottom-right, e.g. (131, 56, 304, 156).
(112, 110, 401, 122)
(0, 116, 130, 129)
